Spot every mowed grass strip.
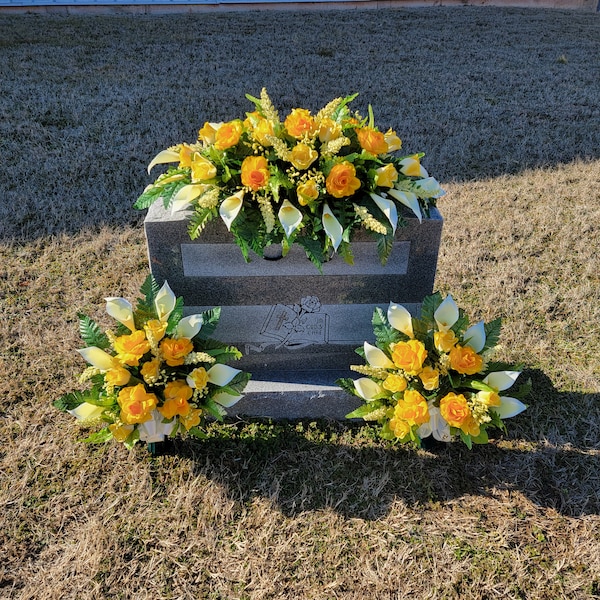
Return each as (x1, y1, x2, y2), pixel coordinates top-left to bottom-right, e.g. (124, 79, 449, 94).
(0, 7, 599, 599)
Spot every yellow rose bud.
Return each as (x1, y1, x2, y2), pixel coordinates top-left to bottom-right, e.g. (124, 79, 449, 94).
(253, 117, 275, 147)
(476, 390, 501, 407)
(144, 319, 168, 346)
(325, 161, 361, 198)
(105, 366, 131, 387)
(214, 120, 243, 150)
(390, 339, 427, 376)
(375, 163, 398, 188)
(449, 345, 484, 375)
(296, 180, 319, 206)
(318, 118, 342, 143)
(290, 143, 318, 170)
(241, 155, 270, 191)
(191, 153, 217, 182)
(418, 366, 439, 391)
(113, 330, 151, 367)
(178, 144, 194, 168)
(109, 422, 134, 442)
(187, 366, 209, 392)
(160, 337, 194, 367)
(384, 129, 402, 152)
(198, 122, 218, 145)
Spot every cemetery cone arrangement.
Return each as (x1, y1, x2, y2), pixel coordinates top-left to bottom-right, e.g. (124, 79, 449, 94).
(54, 276, 250, 448)
(337, 293, 530, 448)
(135, 88, 445, 270)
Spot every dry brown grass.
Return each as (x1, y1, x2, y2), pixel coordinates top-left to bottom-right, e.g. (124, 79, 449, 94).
(1, 7, 600, 600)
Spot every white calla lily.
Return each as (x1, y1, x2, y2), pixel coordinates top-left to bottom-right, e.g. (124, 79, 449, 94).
(388, 302, 414, 338)
(364, 342, 395, 369)
(495, 396, 527, 419)
(137, 410, 176, 443)
(68, 402, 105, 422)
(105, 297, 136, 332)
(212, 391, 243, 408)
(219, 190, 245, 231)
(463, 321, 486, 353)
(483, 371, 521, 392)
(414, 176, 445, 199)
(155, 280, 177, 322)
(434, 295, 459, 332)
(207, 364, 241, 387)
(171, 184, 210, 213)
(369, 193, 398, 234)
(417, 404, 452, 442)
(175, 314, 203, 340)
(147, 149, 180, 174)
(388, 188, 422, 222)
(353, 377, 384, 401)
(77, 347, 119, 371)
(322, 203, 344, 252)
(278, 199, 304, 238)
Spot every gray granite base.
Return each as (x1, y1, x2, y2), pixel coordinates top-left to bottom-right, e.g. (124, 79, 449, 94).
(145, 202, 443, 419)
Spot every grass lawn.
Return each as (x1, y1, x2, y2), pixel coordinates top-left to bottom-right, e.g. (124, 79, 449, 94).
(1, 7, 599, 599)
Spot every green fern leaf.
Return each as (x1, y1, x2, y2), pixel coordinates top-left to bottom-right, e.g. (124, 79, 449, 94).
(78, 314, 110, 349)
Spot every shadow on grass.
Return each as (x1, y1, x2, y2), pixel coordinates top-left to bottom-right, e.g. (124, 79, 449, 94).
(158, 369, 599, 520)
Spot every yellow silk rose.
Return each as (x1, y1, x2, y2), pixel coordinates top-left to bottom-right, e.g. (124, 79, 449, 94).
(356, 127, 388, 155)
(389, 415, 411, 439)
(214, 120, 243, 150)
(180, 407, 202, 431)
(383, 373, 407, 393)
(241, 155, 270, 191)
(375, 163, 398, 188)
(439, 392, 473, 431)
(394, 389, 429, 426)
(290, 143, 318, 170)
(159, 380, 193, 419)
(434, 330, 458, 353)
(140, 357, 161, 384)
(160, 337, 194, 367)
(296, 180, 319, 206)
(113, 330, 151, 367)
(390, 339, 427, 375)
(325, 162, 361, 198)
(449, 345, 484, 375)
(284, 108, 316, 138)
(118, 384, 158, 425)
(144, 319, 167, 346)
